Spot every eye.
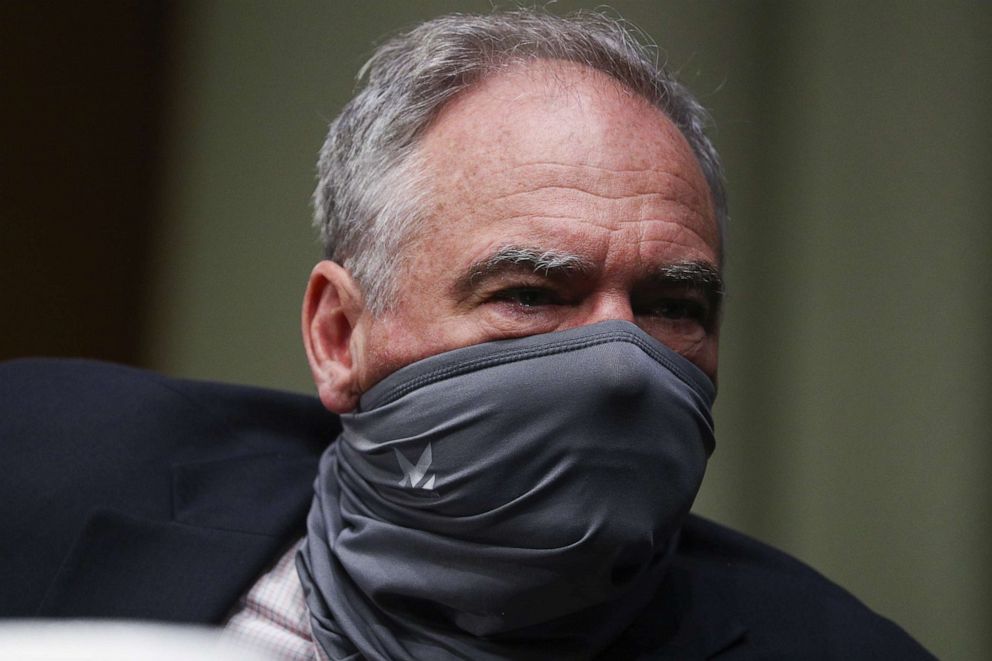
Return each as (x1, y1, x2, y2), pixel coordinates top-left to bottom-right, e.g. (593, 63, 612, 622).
(635, 296, 712, 330)
(491, 287, 559, 308)
(653, 298, 706, 321)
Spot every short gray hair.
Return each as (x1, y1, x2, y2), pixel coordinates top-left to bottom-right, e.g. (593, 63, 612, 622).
(313, 9, 727, 313)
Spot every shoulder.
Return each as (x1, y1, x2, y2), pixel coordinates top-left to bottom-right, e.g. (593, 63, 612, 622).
(0, 358, 337, 463)
(0, 357, 338, 502)
(0, 358, 338, 615)
(674, 514, 935, 659)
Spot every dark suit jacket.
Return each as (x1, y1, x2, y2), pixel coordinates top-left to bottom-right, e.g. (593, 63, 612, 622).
(0, 359, 933, 659)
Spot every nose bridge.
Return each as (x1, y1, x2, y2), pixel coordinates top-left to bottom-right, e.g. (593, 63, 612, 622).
(586, 291, 634, 324)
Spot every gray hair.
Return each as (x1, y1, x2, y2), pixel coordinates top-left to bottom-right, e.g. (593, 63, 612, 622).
(313, 9, 728, 313)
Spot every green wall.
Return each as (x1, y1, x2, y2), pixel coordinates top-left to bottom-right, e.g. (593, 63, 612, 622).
(145, 2, 991, 658)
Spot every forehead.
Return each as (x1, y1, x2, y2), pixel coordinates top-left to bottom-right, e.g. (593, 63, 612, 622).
(410, 60, 720, 269)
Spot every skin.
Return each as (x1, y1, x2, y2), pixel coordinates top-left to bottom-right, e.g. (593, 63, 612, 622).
(303, 61, 722, 413)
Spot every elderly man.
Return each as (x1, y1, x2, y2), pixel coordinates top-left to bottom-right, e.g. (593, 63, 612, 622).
(1, 10, 931, 660)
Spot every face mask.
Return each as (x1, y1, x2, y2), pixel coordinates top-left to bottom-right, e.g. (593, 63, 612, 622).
(298, 320, 716, 660)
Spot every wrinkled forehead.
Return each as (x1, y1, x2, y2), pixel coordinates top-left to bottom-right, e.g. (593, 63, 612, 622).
(427, 61, 701, 166)
(413, 60, 720, 254)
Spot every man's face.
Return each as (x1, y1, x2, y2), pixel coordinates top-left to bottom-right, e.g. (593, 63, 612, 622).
(308, 61, 722, 411)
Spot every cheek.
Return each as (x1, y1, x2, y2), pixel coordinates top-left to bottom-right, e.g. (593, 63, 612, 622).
(691, 336, 719, 384)
(476, 303, 566, 340)
(355, 316, 430, 392)
(645, 326, 718, 383)
(357, 311, 476, 392)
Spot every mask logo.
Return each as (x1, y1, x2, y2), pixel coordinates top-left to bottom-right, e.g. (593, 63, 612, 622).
(394, 443, 436, 490)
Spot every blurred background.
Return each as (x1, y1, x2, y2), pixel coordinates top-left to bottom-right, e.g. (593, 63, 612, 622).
(2, 1, 989, 657)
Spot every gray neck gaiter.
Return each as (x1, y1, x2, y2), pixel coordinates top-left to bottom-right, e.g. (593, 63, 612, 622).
(298, 320, 715, 660)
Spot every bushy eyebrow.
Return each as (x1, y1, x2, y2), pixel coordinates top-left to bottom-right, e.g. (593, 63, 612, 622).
(647, 260, 725, 312)
(451, 247, 724, 315)
(473, 245, 594, 277)
(452, 245, 594, 297)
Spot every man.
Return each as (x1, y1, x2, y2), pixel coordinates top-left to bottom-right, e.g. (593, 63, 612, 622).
(1, 9, 932, 660)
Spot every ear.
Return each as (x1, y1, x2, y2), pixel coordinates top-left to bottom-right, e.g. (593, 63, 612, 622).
(302, 260, 366, 413)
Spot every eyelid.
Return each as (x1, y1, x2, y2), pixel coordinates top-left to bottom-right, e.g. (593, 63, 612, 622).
(482, 274, 560, 295)
(636, 284, 712, 308)
(635, 297, 701, 314)
(632, 294, 716, 332)
(493, 284, 560, 300)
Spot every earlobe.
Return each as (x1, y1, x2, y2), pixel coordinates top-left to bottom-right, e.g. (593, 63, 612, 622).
(302, 260, 365, 413)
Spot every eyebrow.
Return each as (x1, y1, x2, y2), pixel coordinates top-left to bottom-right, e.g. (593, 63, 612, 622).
(451, 246, 724, 311)
(452, 245, 594, 298)
(648, 260, 725, 313)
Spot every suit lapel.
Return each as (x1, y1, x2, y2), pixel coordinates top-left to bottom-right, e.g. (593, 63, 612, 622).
(170, 452, 318, 535)
(38, 451, 320, 623)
